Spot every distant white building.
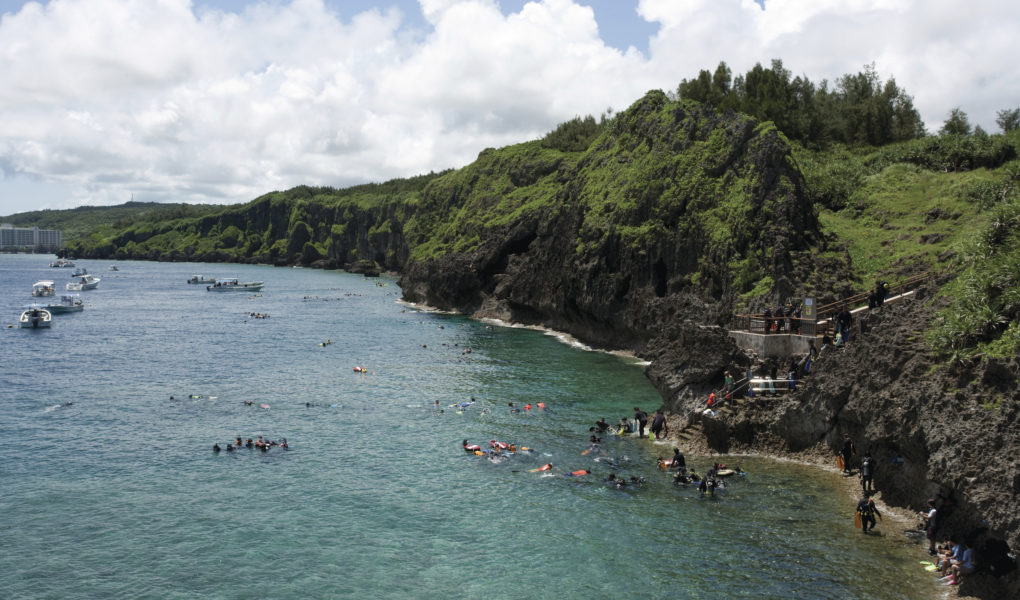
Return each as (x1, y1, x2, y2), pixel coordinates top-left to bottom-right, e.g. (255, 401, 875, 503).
(0, 224, 62, 250)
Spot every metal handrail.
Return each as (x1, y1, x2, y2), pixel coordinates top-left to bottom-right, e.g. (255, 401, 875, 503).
(731, 271, 933, 334)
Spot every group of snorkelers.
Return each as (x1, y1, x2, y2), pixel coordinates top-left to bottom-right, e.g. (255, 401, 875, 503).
(214, 435, 289, 453)
(462, 439, 534, 457)
(662, 455, 742, 496)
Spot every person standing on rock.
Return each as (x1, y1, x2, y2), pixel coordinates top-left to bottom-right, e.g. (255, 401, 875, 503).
(841, 435, 856, 475)
(860, 451, 876, 492)
(633, 407, 649, 438)
(920, 499, 938, 555)
(837, 304, 852, 343)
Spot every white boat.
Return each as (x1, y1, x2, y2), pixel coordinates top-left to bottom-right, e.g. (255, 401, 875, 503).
(46, 294, 84, 314)
(49, 258, 75, 268)
(206, 278, 264, 292)
(19, 308, 52, 328)
(66, 274, 101, 291)
(71, 267, 89, 277)
(31, 281, 56, 297)
(187, 275, 216, 284)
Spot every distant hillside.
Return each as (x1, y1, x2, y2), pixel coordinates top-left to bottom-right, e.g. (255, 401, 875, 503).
(2, 201, 221, 246)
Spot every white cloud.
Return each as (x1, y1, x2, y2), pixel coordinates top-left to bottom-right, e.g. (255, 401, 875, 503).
(0, 0, 1017, 214)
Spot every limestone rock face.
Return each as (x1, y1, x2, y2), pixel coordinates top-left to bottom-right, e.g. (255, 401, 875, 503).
(698, 292, 1020, 551)
(401, 91, 817, 355)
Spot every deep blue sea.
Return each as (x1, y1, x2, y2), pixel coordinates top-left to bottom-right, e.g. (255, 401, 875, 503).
(0, 254, 937, 599)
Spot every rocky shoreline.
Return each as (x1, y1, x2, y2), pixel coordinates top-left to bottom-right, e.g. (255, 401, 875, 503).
(409, 285, 1018, 599)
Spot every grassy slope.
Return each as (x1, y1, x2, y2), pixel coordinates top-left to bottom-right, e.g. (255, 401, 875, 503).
(799, 129, 1020, 360)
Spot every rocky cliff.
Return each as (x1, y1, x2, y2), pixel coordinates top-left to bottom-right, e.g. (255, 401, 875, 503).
(401, 91, 819, 350)
(655, 286, 1020, 559)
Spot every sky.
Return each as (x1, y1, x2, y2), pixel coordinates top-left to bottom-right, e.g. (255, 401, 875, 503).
(0, 0, 1018, 216)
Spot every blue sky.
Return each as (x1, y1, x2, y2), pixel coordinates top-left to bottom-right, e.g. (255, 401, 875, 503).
(0, 0, 1016, 215)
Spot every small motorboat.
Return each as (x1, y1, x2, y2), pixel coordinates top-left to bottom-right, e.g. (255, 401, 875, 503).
(108, 265, 119, 271)
(187, 275, 216, 284)
(31, 281, 56, 297)
(49, 258, 75, 268)
(19, 308, 52, 329)
(46, 294, 84, 314)
(207, 278, 264, 292)
(66, 274, 101, 291)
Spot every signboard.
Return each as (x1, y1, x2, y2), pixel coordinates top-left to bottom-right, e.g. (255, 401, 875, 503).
(803, 297, 815, 335)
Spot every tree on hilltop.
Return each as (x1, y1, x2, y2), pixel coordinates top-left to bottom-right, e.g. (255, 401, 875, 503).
(940, 107, 972, 136)
(996, 107, 1020, 133)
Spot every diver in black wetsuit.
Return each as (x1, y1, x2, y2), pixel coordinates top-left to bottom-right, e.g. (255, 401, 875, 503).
(856, 494, 881, 533)
(650, 409, 666, 439)
(841, 435, 856, 475)
(671, 448, 686, 470)
(633, 407, 649, 438)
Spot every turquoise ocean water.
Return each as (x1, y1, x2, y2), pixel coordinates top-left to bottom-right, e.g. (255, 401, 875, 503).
(0, 254, 936, 599)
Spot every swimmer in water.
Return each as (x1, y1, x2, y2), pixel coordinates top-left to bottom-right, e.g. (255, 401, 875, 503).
(604, 473, 626, 488)
(213, 443, 221, 452)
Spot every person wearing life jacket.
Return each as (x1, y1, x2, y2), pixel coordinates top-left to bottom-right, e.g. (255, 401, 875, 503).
(463, 439, 481, 452)
(536, 402, 546, 410)
(566, 469, 590, 477)
(489, 439, 508, 450)
(856, 493, 882, 533)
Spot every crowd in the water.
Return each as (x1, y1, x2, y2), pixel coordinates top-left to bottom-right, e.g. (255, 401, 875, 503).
(460, 402, 743, 496)
(246, 312, 270, 319)
(214, 435, 289, 453)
